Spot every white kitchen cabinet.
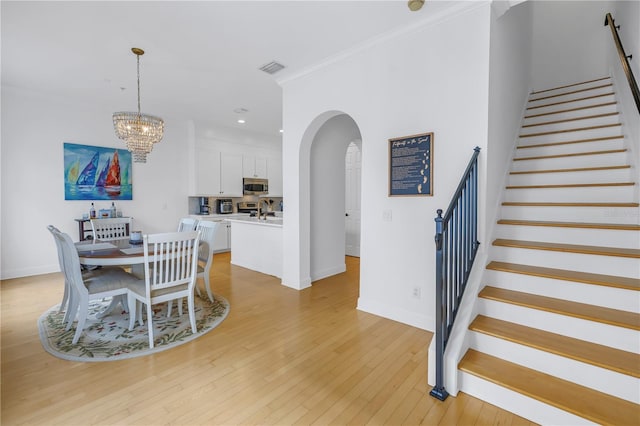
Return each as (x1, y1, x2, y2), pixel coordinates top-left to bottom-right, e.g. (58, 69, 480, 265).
(243, 155, 267, 178)
(267, 155, 283, 197)
(213, 221, 231, 252)
(192, 149, 243, 197)
(193, 145, 220, 196)
(220, 152, 243, 196)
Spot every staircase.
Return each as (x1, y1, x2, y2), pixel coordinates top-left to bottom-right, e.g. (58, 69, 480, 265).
(458, 77, 640, 425)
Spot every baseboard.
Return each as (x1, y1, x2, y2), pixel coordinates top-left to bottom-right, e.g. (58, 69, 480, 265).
(357, 297, 432, 331)
(1, 264, 58, 280)
(310, 263, 346, 282)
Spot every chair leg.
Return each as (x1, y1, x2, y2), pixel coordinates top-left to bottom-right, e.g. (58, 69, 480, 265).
(59, 281, 69, 313)
(127, 295, 137, 331)
(147, 302, 155, 348)
(167, 300, 173, 317)
(72, 307, 88, 345)
(65, 295, 80, 331)
(204, 274, 214, 302)
(187, 293, 197, 334)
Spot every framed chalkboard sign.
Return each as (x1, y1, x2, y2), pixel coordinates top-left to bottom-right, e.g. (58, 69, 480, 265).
(388, 132, 433, 196)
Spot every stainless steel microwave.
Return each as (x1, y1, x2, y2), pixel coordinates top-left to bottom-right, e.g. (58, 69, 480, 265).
(243, 178, 268, 195)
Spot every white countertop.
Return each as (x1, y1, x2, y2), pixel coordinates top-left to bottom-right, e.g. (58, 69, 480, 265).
(225, 216, 283, 227)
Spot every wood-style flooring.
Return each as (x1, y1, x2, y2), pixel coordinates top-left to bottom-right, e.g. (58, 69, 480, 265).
(1, 253, 535, 425)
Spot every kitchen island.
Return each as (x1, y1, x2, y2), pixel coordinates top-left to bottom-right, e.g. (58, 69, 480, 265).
(225, 216, 283, 278)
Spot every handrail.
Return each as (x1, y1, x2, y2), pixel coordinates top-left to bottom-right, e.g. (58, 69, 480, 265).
(430, 146, 481, 401)
(605, 12, 640, 114)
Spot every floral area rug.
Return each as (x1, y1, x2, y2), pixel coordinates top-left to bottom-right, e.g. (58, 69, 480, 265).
(38, 294, 229, 362)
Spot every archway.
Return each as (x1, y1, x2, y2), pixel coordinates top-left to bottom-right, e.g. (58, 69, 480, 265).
(302, 112, 362, 282)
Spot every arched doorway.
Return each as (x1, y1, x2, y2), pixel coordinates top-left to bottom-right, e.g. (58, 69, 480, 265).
(306, 113, 362, 282)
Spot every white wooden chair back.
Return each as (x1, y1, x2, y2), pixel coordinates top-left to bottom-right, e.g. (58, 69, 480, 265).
(195, 220, 218, 263)
(177, 217, 199, 232)
(90, 217, 131, 241)
(143, 231, 200, 296)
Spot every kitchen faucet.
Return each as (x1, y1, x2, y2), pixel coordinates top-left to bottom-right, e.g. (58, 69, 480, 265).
(257, 199, 270, 220)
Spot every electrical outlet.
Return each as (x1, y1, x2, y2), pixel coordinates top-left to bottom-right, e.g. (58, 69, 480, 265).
(412, 287, 421, 299)
(382, 209, 392, 222)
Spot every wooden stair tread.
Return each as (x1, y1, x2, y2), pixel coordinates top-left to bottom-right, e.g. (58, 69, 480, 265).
(529, 83, 613, 102)
(530, 77, 610, 95)
(524, 102, 617, 119)
(522, 112, 619, 128)
(485, 261, 640, 292)
(479, 286, 640, 330)
(514, 149, 626, 161)
(458, 349, 640, 425)
(469, 315, 640, 378)
(497, 219, 640, 231)
(492, 238, 640, 258)
(517, 135, 624, 149)
(526, 92, 616, 110)
(510, 165, 630, 174)
(520, 123, 621, 138)
(502, 201, 639, 207)
(506, 182, 635, 189)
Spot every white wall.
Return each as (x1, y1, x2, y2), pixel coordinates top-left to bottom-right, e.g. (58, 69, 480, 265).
(309, 114, 360, 281)
(531, 0, 614, 90)
(281, 2, 492, 330)
(1, 86, 190, 279)
(485, 0, 533, 243)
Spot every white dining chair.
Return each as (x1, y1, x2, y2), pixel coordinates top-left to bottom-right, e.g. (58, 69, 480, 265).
(127, 231, 201, 348)
(47, 225, 75, 325)
(52, 228, 139, 344)
(178, 217, 199, 232)
(90, 217, 131, 241)
(195, 220, 219, 302)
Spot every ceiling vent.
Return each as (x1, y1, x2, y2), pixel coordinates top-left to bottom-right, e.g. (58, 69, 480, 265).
(259, 61, 286, 75)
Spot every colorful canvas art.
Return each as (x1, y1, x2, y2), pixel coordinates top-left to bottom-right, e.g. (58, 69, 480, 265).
(64, 143, 133, 200)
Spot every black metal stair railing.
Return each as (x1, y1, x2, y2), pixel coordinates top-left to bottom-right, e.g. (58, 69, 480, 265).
(430, 146, 481, 401)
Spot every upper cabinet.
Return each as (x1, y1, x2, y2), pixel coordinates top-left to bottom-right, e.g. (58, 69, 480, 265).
(243, 155, 267, 178)
(219, 152, 243, 196)
(191, 147, 243, 197)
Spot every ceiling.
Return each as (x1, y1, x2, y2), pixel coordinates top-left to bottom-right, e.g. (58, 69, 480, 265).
(2, 1, 459, 138)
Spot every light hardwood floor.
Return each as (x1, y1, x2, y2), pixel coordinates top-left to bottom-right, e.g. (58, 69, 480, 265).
(1, 253, 535, 425)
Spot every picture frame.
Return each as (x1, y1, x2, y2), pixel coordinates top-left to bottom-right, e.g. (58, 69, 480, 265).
(64, 142, 133, 201)
(388, 132, 433, 197)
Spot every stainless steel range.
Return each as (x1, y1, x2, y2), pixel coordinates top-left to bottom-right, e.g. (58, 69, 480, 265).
(237, 201, 258, 214)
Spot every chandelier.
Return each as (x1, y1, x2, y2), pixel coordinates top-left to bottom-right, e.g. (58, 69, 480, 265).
(113, 48, 164, 163)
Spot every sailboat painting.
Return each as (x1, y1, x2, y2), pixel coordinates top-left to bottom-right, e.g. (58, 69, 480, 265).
(64, 143, 132, 200)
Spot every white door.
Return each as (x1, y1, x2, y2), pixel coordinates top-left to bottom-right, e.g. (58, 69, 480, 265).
(345, 141, 361, 257)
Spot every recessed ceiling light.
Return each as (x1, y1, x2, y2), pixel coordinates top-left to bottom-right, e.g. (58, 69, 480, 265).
(279, 129, 283, 133)
(237, 119, 246, 124)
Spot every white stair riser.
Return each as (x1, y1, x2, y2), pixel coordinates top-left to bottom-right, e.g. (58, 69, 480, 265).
(528, 86, 615, 106)
(526, 94, 616, 116)
(516, 138, 625, 157)
(477, 298, 639, 352)
(523, 104, 618, 125)
(511, 152, 628, 171)
(493, 224, 640, 249)
(521, 114, 621, 134)
(508, 167, 633, 185)
(470, 332, 640, 403)
(484, 270, 640, 312)
(500, 205, 640, 224)
(504, 185, 635, 203)
(519, 126, 623, 145)
(489, 246, 640, 278)
(458, 372, 598, 426)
